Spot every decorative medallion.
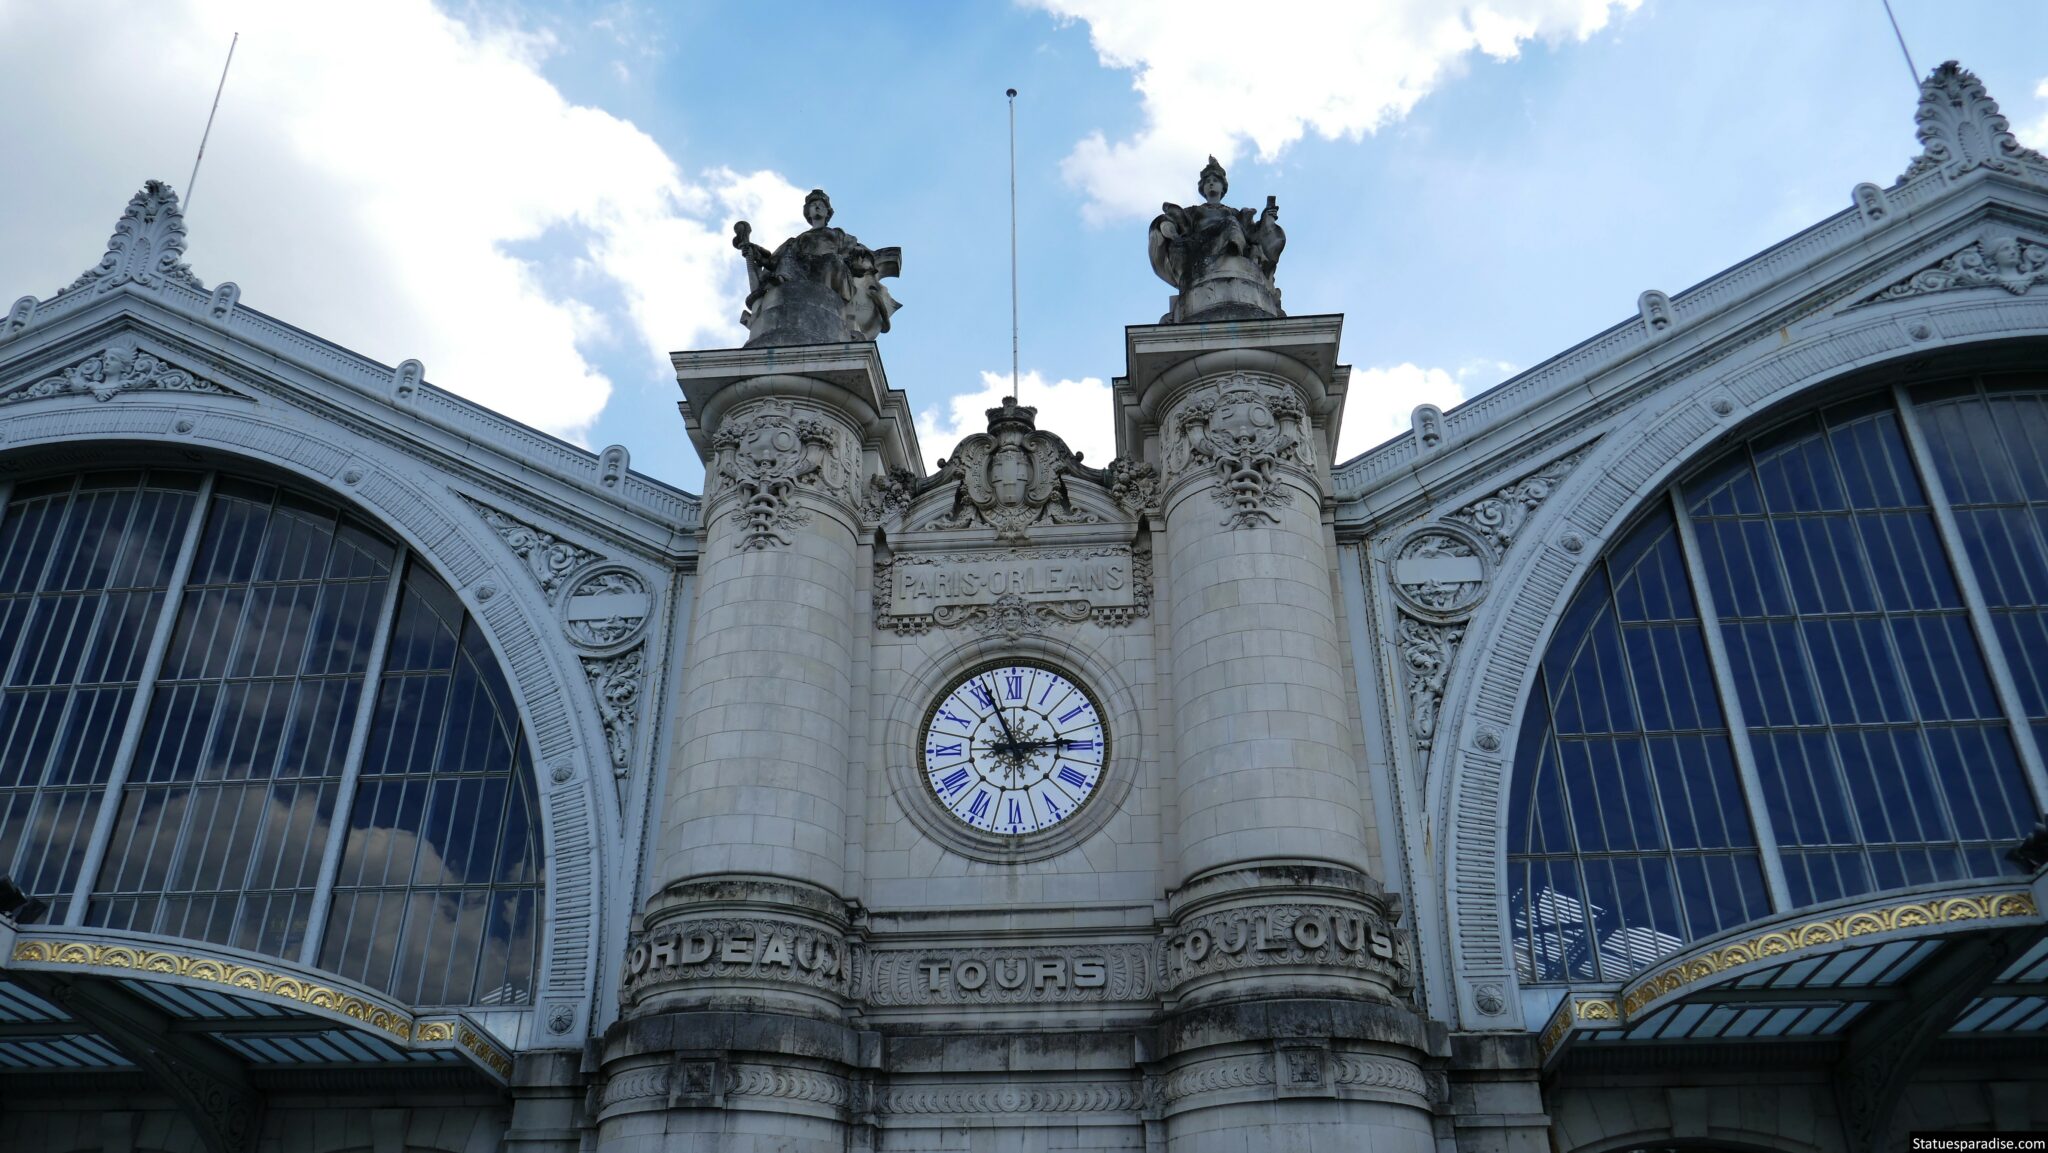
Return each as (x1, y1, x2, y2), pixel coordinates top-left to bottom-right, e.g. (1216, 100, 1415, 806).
(924, 397, 1098, 539)
(711, 399, 847, 549)
(558, 564, 652, 653)
(1171, 373, 1310, 528)
(1388, 523, 1492, 622)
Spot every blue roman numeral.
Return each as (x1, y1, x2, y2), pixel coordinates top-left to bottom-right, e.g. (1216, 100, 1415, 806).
(1057, 765, 1088, 788)
(967, 791, 991, 820)
(1058, 704, 1089, 722)
(1007, 798, 1022, 826)
(1004, 674, 1024, 700)
(927, 743, 962, 757)
(1066, 739, 1095, 752)
(939, 769, 970, 795)
(967, 683, 994, 709)
(938, 708, 970, 728)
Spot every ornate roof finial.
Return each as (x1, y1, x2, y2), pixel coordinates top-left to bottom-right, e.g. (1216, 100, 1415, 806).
(57, 180, 206, 300)
(1899, 61, 2048, 184)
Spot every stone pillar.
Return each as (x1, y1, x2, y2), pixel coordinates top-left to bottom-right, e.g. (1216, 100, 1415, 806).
(598, 343, 915, 1152)
(1121, 316, 1440, 1152)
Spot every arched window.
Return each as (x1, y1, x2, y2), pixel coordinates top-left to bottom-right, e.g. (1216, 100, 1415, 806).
(0, 469, 543, 1007)
(1510, 378, 2048, 984)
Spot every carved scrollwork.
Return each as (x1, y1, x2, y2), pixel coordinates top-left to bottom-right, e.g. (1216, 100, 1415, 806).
(461, 496, 601, 603)
(3, 340, 235, 406)
(1862, 229, 2048, 303)
(1450, 451, 1585, 556)
(878, 1081, 1145, 1115)
(1169, 373, 1310, 527)
(925, 397, 1099, 539)
(1397, 614, 1464, 752)
(581, 645, 644, 777)
(1899, 61, 2048, 183)
(712, 399, 849, 548)
(57, 180, 205, 298)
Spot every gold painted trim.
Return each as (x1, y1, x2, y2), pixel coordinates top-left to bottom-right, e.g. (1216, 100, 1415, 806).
(1535, 994, 1621, 1064)
(11, 938, 414, 1040)
(1621, 891, 2038, 1016)
(457, 1023, 515, 1078)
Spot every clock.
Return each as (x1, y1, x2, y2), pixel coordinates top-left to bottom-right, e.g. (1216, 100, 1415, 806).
(920, 659, 1109, 837)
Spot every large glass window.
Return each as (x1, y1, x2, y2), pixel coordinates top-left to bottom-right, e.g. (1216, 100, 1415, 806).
(1510, 379, 2047, 985)
(0, 469, 543, 1008)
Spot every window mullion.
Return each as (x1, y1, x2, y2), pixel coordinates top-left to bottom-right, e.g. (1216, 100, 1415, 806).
(1670, 492, 1794, 911)
(63, 472, 217, 926)
(298, 545, 409, 969)
(1891, 384, 2048, 810)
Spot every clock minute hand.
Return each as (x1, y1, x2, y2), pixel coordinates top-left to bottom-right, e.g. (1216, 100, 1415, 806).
(981, 676, 1021, 748)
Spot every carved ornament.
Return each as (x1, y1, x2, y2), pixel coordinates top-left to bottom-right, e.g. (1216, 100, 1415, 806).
(865, 942, 1154, 1007)
(581, 646, 644, 777)
(57, 180, 205, 299)
(1388, 525, 1491, 621)
(925, 397, 1098, 539)
(1397, 614, 1464, 753)
(1168, 373, 1310, 527)
(1161, 903, 1410, 992)
(3, 341, 235, 406)
(711, 400, 849, 549)
(1862, 230, 2048, 303)
(1899, 61, 2048, 184)
(1450, 451, 1586, 556)
(878, 1081, 1143, 1115)
(861, 466, 919, 525)
(621, 916, 853, 1002)
(460, 495, 601, 604)
(558, 565, 651, 652)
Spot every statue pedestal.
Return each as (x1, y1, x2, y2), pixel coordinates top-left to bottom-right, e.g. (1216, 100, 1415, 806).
(1168, 271, 1284, 324)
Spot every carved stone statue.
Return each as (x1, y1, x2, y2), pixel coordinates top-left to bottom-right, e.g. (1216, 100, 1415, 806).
(1148, 157, 1286, 324)
(732, 189, 901, 347)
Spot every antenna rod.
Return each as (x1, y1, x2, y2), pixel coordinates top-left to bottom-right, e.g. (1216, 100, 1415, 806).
(185, 31, 240, 213)
(1880, 0, 1919, 90)
(1007, 87, 1020, 405)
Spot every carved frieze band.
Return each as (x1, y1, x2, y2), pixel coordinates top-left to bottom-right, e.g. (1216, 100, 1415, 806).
(1161, 903, 1411, 992)
(621, 916, 854, 1003)
(878, 1082, 1144, 1115)
(1163, 372, 1314, 527)
(710, 398, 854, 548)
(1860, 229, 2048, 305)
(872, 543, 1153, 640)
(2, 340, 239, 406)
(865, 942, 1154, 1007)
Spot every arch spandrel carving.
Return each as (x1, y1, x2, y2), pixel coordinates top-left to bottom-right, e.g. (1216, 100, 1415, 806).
(1421, 297, 2048, 1030)
(0, 372, 625, 1049)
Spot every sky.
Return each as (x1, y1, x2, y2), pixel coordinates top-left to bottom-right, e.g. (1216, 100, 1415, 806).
(3, 1, 2047, 494)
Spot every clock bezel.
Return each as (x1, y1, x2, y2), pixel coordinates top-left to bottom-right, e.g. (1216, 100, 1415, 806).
(887, 638, 1139, 864)
(917, 657, 1110, 840)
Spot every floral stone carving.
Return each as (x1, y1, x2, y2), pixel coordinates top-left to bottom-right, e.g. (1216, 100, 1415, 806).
(1398, 614, 1464, 752)
(2, 341, 234, 406)
(712, 400, 847, 549)
(460, 496, 600, 603)
(58, 180, 205, 299)
(1171, 373, 1310, 528)
(1451, 451, 1585, 556)
(582, 645, 644, 777)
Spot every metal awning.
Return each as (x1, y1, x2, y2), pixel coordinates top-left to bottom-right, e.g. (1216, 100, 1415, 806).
(1536, 875, 2048, 1068)
(0, 920, 515, 1083)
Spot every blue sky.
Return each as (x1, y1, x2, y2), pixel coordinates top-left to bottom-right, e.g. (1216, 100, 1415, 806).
(3, 1, 2046, 491)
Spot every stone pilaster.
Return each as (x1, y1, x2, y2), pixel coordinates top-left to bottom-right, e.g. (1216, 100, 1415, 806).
(1121, 316, 1439, 1152)
(601, 342, 917, 1152)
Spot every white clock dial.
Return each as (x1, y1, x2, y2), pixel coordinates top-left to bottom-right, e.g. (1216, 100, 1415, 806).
(920, 660, 1108, 837)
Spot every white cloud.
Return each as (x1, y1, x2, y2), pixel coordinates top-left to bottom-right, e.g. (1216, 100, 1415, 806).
(1336, 361, 1487, 462)
(2027, 78, 2048, 152)
(1031, 0, 1642, 222)
(916, 370, 1119, 470)
(0, 0, 800, 444)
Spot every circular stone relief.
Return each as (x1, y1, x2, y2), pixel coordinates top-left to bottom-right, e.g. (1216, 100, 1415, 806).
(1389, 523, 1493, 621)
(557, 564, 652, 652)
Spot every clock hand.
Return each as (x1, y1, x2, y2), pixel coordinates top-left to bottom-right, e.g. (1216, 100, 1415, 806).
(980, 675, 1022, 746)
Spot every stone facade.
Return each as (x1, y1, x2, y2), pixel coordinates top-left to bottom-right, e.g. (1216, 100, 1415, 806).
(3, 61, 2047, 1153)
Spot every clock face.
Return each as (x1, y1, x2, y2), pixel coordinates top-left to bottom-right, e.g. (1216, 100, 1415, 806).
(921, 660, 1108, 837)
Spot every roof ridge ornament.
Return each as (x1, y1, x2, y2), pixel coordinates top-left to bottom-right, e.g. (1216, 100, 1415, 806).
(57, 180, 206, 299)
(1899, 61, 2048, 185)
